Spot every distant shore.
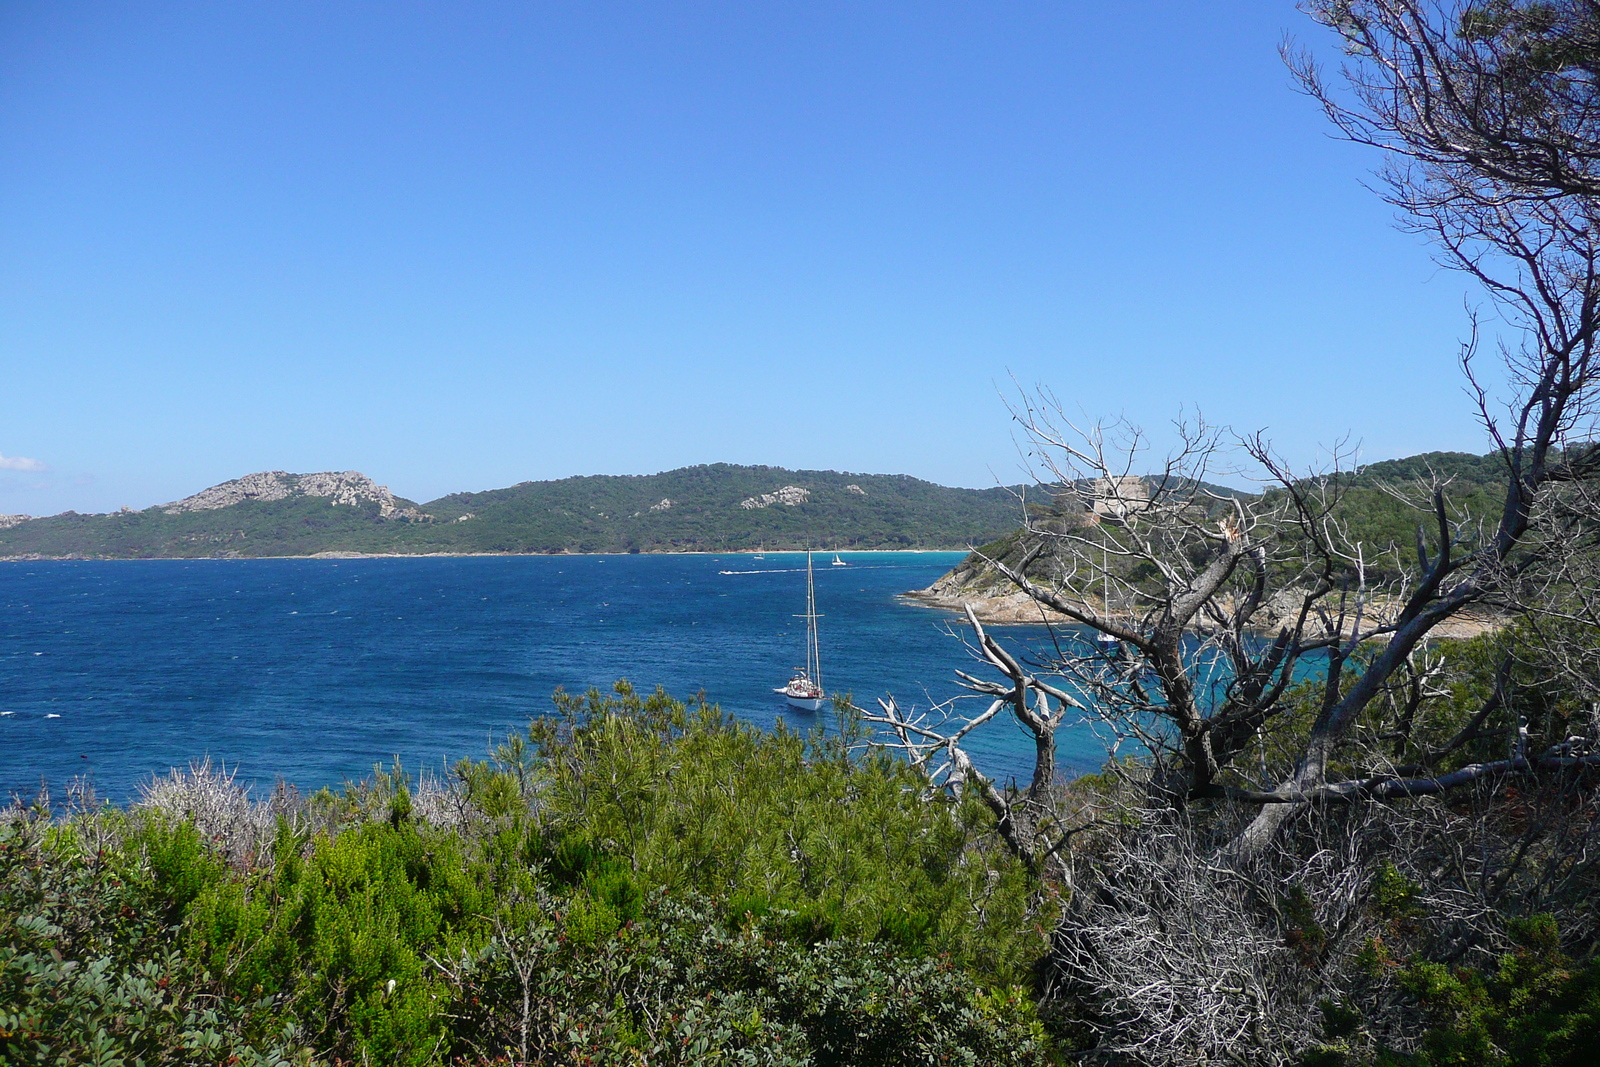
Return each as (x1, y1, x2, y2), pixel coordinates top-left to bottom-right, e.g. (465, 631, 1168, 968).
(901, 585, 1505, 640)
(0, 547, 973, 563)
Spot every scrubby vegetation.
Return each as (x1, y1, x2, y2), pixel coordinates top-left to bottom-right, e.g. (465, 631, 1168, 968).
(1, 684, 1053, 1065)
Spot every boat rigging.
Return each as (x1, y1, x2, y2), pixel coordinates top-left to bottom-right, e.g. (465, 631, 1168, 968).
(775, 551, 825, 711)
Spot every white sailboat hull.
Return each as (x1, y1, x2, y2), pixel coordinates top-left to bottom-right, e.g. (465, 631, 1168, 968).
(785, 693, 824, 711)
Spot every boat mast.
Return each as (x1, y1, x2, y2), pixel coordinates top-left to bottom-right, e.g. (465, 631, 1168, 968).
(805, 551, 822, 690)
(1103, 543, 1110, 624)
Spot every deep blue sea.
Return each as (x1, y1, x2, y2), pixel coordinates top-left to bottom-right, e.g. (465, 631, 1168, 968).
(0, 552, 1112, 803)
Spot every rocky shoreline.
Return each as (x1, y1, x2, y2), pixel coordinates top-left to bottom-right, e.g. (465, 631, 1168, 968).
(902, 561, 1504, 640)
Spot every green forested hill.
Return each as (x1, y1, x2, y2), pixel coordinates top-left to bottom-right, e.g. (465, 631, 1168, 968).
(0, 453, 1523, 562)
(415, 464, 1026, 553)
(1343, 449, 1510, 490)
(1323, 450, 1511, 575)
(0, 464, 1029, 558)
(931, 450, 1520, 594)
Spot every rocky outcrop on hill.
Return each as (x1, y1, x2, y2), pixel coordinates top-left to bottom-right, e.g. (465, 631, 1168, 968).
(161, 471, 430, 521)
(738, 486, 810, 509)
(0, 514, 31, 530)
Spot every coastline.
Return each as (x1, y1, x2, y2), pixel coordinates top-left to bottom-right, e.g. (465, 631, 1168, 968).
(900, 586, 1505, 640)
(0, 547, 972, 563)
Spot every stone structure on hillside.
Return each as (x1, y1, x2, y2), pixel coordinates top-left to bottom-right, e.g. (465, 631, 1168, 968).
(1091, 476, 1151, 520)
(161, 471, 430, 521)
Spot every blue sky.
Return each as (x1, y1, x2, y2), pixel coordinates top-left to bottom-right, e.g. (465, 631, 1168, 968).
(1, 1, 1491, 515)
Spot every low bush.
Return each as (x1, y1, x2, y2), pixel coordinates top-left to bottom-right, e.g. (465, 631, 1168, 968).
(0, 683, 1055, 1066)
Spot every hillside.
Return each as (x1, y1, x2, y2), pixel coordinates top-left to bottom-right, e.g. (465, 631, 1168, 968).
(0, 465, 1029, 559)
(912, 449, 1519, 620)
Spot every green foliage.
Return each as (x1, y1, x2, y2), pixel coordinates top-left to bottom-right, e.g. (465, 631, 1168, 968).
(1304, 917, 1600, 1067)
(1282, 885, 1329, 966)
(1341, 451, 1510, 490)
(184, 816, 487, 1065)
(1394, 916, 1600, 1066)
(512, 681, 1045, 984)
(1, 682, 1057, 1065)
(451, 892, 1051, 1066)
(0, 809, 308, 1066)
(1372, 862, 1423, 922)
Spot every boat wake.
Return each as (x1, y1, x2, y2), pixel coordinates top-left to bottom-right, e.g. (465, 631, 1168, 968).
(719, 565, 901, 575)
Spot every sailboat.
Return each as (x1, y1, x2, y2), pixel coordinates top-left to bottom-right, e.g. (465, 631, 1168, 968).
(1097, 543, 1121, 655)
(831, 553, 847, 566)
(775, 552, 825, 711)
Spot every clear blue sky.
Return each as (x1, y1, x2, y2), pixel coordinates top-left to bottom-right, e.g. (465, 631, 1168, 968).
(1, 1, 1492, 515)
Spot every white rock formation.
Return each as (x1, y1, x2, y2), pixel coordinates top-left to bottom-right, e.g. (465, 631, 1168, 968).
(0, 514, 31, 529)
(846, 484, 867, 496)
(738, 486, 810, 510)
(162, 471, 429, 520)
(650, 498, 674, 511)
(164, 471, 294, 511)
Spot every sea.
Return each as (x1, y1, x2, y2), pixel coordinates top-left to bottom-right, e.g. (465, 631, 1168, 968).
(0, 552, 1114, 804)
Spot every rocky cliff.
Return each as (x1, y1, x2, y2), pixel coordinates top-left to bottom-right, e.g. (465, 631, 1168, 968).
(162, 471, 430, 521)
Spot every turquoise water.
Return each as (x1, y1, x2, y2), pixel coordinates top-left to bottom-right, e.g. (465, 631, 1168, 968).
(0, 552, 1113, 802)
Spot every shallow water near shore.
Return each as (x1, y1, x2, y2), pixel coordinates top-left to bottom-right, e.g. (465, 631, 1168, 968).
(0, 552, 1114, 803)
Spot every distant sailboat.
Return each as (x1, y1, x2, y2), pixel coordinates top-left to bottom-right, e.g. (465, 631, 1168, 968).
(831, 553, 847, 566)
(775, 552, 825, 711)
(1097, 543, 1121, 655)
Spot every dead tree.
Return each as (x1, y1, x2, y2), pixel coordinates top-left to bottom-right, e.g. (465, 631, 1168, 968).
(856, 603, 1089, 882)
(1238, 0, 1600, 848)
(855, 7, 1600, 1061)
(863, 0, 1600, 863)
(1293, 0, 1600, 201)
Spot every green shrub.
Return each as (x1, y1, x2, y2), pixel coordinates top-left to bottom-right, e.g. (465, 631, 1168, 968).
(1396, 915, 1600, 1066)
(1315, 916, 1600, 1066)
(0, 809, 307, 1066)
(1, 682, 1061, 1065)
(186, 817, 487, 1066)
(450, 891, 1052, 1066)
(512, 681, 1043, 983)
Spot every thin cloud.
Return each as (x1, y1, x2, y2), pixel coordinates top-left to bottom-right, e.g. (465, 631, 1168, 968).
(0, 453, 45, 472)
